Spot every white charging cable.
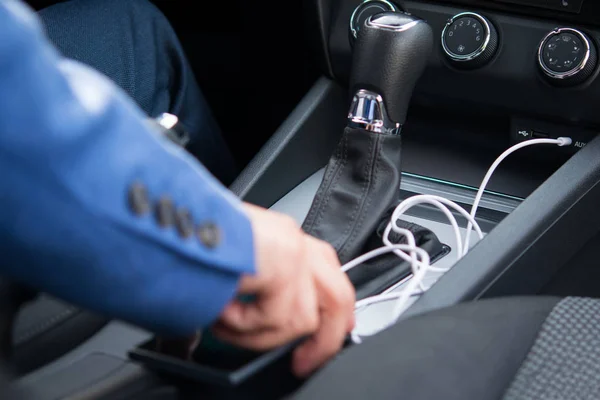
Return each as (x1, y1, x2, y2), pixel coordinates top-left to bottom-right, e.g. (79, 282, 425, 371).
(342, 137, 572, 343)
(462, 136, 572, 254)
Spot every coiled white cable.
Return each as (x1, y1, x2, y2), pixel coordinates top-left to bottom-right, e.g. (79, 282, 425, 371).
(342, 137, 572, 344)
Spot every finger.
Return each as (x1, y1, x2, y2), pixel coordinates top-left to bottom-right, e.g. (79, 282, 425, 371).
(219, 273, 318, 335)
(218, 300, 269, 333)
(219, 294, 290, 333)
(348, 312, 356, 332)
(212, 323, 305, 352)
(319, 240, 356, 322)
(313, 239, 342, 271)
(216, 279, 319, 349)
(234, 274, 264, 294)
(310, 238, 356, 333)
(292, 249, 355, 377)
(292, 308, 348, 377)
(306, 237, 355, 316)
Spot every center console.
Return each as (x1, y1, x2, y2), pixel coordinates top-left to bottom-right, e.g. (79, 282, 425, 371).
(303, 0, 600, 331)
(10, 0, 600, 398)
(229, 0, 600, 381)
(234, 78, 595, 338)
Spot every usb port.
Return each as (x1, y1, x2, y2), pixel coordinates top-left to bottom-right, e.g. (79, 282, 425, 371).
(532, 131, 549, 138)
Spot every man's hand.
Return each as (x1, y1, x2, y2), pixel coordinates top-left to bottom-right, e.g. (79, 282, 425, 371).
(212, 203, 355, 377)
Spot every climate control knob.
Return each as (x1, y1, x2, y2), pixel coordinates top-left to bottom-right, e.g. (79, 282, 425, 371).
(538, 28, 597, 86)
(349, 0, 400, 44)
(441, 12, 498, 69)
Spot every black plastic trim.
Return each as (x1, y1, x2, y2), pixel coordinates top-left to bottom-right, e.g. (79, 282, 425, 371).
(12, 307, 108, 375)
(426, 0, 600, 26)
(14, 354, 160, 400)
(230, 77, 348, 206)
(304, 0, 336, 78)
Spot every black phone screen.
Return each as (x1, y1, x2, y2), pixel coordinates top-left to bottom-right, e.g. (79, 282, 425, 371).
(190, 330, 265, 372)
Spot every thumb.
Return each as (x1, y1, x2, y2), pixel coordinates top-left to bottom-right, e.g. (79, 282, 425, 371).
(218, 294, 265, 333)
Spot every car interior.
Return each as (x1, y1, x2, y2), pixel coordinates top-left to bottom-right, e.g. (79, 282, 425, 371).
(7, 0, 600, 398)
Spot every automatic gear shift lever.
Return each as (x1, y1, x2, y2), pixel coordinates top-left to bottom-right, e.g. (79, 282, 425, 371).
(302, 12, 434, 266)
(348, 12, 433, 134)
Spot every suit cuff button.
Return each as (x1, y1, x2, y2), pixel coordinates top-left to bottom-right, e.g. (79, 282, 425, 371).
(128, 182, 150, 216)
(155, 197, 176, 228)
(175, 209, 194, 239)
(197, 223, 221, 249)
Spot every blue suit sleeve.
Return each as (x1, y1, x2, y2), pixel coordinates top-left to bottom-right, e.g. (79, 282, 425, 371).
(0, 0, 255, 335)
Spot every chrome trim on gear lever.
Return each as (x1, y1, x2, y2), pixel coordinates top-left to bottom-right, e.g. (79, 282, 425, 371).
(366, 15, 420, 32)
(347, 89, 401, 135)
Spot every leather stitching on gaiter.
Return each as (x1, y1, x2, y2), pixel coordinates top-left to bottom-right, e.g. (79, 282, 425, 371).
(309, 132, 349, 240)
(303, 132, 347, 231)
(340, 134, 383, 258)
(339, 132, 377, 259)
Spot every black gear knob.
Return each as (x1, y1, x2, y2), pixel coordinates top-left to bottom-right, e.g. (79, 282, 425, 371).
(348, 12, 433, 134)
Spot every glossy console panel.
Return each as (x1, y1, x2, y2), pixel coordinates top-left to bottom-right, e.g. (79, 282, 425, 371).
(327, 1, 600, 128)
(233, 78, 570, 206)
(437, 0, 597, 22)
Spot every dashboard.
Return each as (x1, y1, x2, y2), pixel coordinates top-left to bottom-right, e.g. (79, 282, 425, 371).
(314, 0, 600, 150)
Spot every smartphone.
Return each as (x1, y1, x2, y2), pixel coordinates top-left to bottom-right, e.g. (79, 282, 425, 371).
(190, 330, 265, 372)
(129, 332, 300, 387)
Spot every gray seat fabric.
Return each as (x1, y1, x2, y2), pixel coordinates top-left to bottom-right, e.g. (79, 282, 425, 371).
(503, 297, 600, 400)
(291, 296, 600, 400)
